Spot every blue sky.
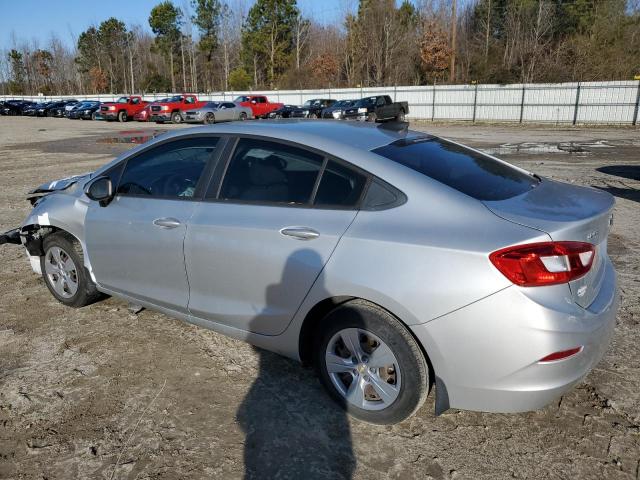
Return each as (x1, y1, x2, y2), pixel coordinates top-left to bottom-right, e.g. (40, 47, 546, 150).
(0, 0, 357, 50)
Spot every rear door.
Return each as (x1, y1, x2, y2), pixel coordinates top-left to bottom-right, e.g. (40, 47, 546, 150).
(185, 137, 368, 335)
(85, 136, 222, 312)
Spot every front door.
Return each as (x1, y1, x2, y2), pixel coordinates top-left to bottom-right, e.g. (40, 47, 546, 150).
(185, 138, 367, 336)
(85, 136, 220, 312)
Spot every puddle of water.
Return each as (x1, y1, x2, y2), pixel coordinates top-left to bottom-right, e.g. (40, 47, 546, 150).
(96, 130, 165, 145)
(483, 140, 619, 156)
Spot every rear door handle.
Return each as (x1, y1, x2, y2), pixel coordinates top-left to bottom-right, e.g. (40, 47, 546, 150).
(280, 227, 320, 241)
(153, 217, 182, 229)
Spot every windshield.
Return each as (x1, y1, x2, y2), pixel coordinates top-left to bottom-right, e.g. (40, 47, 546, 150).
(335, 100, 354, 107)
(355, 97, 376, 107)
(234, 96, 249, 102)
(117, 97, 129, 103)
(373, 137, 539, 201)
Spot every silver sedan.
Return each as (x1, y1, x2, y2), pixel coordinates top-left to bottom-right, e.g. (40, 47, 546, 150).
(2, 120, 618, 424)
(183, 101, 253, 124)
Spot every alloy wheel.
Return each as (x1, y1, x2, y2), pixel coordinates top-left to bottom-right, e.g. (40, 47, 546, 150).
(325, 328, 401, 411)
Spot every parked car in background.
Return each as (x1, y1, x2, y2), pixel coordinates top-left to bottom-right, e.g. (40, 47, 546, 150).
(183, 101, 253, 124)
(1, 100, 37, 116)
(290, 99, 336, 118)
(22, 102, 42, 116)
(267, 104, 300, 119)
(150, 94, 207, 124)
(134, 99, 164, 122)
(99, 96, 148, 122)
(68, 101, 101, 120)
(321, 99, 358, 119)
(51, 100, 79, 118)
(343, 95, 408, 122)
(63, 100, 81, 117)
(1, 120, 618, 425)
(234, 95, 284, 119)
(37, 101, 66, 117)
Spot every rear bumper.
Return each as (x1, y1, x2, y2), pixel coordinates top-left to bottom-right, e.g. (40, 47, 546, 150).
(410, 258, 618, 413)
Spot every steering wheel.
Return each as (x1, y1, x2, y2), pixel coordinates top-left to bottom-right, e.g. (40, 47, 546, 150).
(162, 173, 195, 197)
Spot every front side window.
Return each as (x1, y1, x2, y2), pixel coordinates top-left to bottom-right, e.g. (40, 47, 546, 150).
(373, 137, 539, 201)
(117, 97, 129, 103)
(219, 139, 323, 204)
(131, 98, 140, 104)
(117, 137, 218, 199)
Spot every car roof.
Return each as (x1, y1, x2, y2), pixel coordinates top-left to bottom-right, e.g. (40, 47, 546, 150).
(156, 119, 427, 152)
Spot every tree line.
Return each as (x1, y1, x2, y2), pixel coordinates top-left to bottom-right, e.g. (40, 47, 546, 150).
(1, 0, 639, 96)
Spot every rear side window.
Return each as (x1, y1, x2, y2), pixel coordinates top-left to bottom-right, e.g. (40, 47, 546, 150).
(220, 139, 323, 204)
(314, 161, 366, 207)
(372, 138, 538, 201)
(117, 137, 218, 198)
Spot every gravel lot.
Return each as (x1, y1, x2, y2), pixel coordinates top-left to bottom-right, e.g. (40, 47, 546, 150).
(0, 117, 639, 480)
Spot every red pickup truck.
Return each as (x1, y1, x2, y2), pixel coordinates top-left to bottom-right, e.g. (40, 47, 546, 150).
(99, 96, 148, 122)
(233, 95, 283, 119)
(149, 94, 207, 124)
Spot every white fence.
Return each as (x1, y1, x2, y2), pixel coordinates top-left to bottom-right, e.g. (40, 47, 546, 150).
(3, 80, 640, 125)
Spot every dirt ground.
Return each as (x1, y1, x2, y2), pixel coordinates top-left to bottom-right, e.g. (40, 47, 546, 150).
(0, 117, 639, 480)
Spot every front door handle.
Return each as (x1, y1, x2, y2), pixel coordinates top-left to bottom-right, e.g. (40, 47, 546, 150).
(280, 226, 320, 241)
(153, 217, 181, 229)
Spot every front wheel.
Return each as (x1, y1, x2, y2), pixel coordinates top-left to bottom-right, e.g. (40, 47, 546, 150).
(40, 232, 102, 308)
(314, 300, 429, 425)
(204, 112, 215, 124)
(171, 111, 182, 124)
(367, 112, 377, 122)
(396, 110, 406, 122)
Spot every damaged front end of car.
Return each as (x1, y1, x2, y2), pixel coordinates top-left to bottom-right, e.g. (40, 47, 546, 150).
(1, 172, 93, 274)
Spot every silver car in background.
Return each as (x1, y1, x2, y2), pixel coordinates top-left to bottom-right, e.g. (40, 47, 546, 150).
(1, 121, 618, 424)
(184, 101, 253, 124)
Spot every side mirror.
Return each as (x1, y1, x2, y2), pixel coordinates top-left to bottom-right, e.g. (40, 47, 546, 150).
(85, 176, 113, 207)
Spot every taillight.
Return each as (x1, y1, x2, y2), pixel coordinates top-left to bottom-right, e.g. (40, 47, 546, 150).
(489, 241, 595, 287)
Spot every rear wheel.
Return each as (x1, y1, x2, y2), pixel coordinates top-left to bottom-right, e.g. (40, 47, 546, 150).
(40, 232, 102, 308)
(314, 300, 429, 424)
(171, 111, 182, 124)
(204, 112, 215, 124)
(117, 110, 127, 122)
(239, 112, 248, 121)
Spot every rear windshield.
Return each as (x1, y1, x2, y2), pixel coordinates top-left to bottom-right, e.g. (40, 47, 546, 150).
(372, 137, 539, 201)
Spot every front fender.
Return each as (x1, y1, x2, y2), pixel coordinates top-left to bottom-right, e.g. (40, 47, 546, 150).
(21, 192, 94, 279)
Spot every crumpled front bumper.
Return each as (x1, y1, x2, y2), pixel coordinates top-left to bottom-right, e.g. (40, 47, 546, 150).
(0, 228, 21, 245)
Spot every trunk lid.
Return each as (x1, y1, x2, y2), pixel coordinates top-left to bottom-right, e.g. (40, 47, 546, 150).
(484, 178, 615, 308)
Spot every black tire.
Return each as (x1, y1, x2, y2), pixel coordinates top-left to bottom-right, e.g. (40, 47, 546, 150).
(40, 232, 103, 308)
(91, 112, 97, 121)
(171, 111, 182, 124)
(396, 110, 406, 122)
(117, 110, 127, 122)
(367, 112, 377, 122)
(314, 299, 429, 425)
(309, 112, 318, 119)
(239, 112, 247, 121)
(204, 112, 215, 124)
